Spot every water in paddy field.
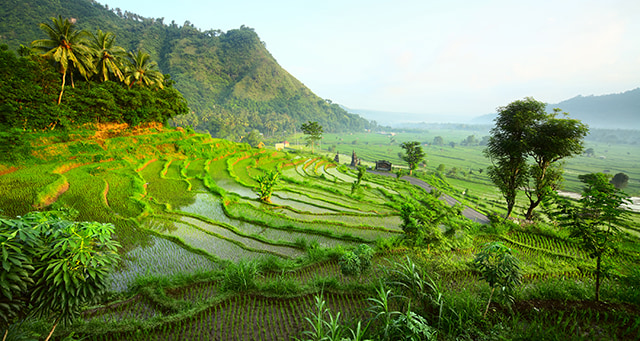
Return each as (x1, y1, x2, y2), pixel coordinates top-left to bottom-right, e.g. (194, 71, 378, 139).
(624, 197, 640, 212)
(559, 191, 640, 212)
(109, 236, 218, 292)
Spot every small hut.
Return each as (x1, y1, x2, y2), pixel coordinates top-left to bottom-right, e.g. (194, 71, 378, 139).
(375, 160, 392, 171)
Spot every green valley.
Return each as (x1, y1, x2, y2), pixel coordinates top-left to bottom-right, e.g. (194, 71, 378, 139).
(1, 1, 640, 340)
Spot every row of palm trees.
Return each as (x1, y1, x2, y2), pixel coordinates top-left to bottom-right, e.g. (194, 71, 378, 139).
(31, 16, 165, 104)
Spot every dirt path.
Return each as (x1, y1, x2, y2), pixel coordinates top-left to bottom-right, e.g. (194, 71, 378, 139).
(369, 170, 490, 225)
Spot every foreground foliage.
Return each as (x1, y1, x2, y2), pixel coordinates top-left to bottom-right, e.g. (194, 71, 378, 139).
(0, 210, 120, 339)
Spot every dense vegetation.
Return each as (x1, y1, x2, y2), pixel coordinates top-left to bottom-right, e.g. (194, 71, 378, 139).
(0, 44, 187, 130)
(0, 0, 377, 140)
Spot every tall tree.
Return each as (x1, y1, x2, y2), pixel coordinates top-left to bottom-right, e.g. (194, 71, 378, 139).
(484, 98, 546, 219)
(124, 50, 164, 89)
(31, 16, 95, 104)
(88, 29, 126, 82)
(484, 97, 586, 220)
(400, 141, 425, 176)
(523, 109, 588, 219)
(300, 121, 323, 153)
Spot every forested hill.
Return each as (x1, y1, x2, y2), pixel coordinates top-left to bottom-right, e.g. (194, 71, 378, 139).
(0, 0, 376, 138)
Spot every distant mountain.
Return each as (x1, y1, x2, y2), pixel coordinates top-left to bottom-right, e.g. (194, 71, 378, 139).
(471, 89, 640, 129)
(0, 0, 376, 138)
(550, 88, 640, 129)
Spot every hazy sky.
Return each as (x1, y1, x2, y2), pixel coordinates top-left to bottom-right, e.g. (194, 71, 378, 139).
(99, 0, 640, 118)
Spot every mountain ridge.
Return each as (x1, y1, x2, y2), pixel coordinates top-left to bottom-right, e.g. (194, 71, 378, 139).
(353, 89, 640, 130)
(0, 0, 376, 138)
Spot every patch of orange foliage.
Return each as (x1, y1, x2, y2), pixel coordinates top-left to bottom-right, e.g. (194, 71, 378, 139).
(91, 122, 166, 140)
(0, 166, 18, 176)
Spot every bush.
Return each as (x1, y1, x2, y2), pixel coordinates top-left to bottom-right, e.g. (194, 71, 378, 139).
(339, 244, 374, 277)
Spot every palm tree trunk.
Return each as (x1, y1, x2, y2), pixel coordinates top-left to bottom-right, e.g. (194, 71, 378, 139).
(57, 70, 67, 104)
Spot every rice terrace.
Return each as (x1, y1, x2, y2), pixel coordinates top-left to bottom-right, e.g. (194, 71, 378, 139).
(1, 1, 640, 340)
(2, 122, 639, 340)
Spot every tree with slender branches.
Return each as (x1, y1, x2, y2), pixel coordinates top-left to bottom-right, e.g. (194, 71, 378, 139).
(124, 50, 164, 89)
(484, 98, 587, 220)
(31, 16, 95, 104)
(553, 173, 630, 301)
(89, 29, 126, 82)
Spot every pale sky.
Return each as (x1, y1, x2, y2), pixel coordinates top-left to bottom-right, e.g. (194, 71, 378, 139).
(99, 0, 640, 118)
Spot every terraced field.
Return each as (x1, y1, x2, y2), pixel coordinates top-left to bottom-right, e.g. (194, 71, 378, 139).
(0, 129, 404, 293)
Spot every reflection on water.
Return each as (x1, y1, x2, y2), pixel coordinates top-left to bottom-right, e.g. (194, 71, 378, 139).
(109, 236, 218, 292)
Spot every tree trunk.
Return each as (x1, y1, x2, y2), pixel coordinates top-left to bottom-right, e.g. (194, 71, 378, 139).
(57, 71, 67, 104)
(44, 318, 59, 341)
(524, 198, 542, 220)
(595, 254, 602, 302)
(504, 202, 515, 221)
(484, 287, 495, 317)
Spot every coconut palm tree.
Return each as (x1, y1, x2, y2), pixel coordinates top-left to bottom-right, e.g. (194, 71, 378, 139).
(124, 50, 164, 89)
(89, 29, 126, 82)
(31, 16, 95, 104)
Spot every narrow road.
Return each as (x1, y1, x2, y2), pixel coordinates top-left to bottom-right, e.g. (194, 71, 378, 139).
(369, 170, 490, 225)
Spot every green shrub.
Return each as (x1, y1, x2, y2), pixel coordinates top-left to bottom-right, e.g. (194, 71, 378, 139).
(221, 261, 259, 292)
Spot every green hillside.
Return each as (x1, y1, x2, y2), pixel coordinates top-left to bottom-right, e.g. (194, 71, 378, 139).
(0, 0, 376, 139)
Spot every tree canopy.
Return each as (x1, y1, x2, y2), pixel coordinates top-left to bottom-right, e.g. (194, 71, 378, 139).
(610, 172, 629, 189)
(31, 15, 95, 103)
(400, 141, 425, 175)
(0, 17, 188, 133)
(301, 121, 323, 153)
